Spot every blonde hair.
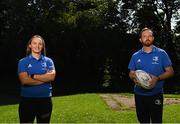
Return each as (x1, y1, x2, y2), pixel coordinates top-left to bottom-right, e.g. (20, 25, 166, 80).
(26, 35, 46, 56)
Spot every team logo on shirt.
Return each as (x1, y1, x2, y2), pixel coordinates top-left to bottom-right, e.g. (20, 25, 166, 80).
(137, 59, 141, 63)
(152, 56, 159, 64)
(41, 62, 47, 70)
(28, 64, 32, 68)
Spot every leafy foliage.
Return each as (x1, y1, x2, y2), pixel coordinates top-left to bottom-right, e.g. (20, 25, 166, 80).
(0, 0, 180, 92)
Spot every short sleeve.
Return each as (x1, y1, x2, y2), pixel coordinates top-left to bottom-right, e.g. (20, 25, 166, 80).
(161, 51, 172, 68)
(46, 58, 55, 71)
(18, 59, 27, 74)
(128, 55, 136, 71)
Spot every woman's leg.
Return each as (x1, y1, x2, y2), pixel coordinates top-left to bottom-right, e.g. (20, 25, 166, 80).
(36, 97, 52, 123)
(19, 97, 36, 123)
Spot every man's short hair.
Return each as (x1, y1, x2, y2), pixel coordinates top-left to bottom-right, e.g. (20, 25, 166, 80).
(139, 27, 154, 37)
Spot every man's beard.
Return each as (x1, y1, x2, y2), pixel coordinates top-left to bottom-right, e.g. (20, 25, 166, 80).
(142, 40, 153, 47)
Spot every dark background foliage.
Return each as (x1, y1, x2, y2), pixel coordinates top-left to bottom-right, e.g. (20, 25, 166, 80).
(0, 0, 180, 98)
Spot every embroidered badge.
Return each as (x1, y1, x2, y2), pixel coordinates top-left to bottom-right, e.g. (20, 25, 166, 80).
(152, 56, 159, 64)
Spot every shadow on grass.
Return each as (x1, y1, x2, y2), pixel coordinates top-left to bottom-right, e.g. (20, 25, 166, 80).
(0, 94, 20, 106)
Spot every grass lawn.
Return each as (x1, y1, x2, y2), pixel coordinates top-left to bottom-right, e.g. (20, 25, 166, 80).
(0, 93, 179, 123)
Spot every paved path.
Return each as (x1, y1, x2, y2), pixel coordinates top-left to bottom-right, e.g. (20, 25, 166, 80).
(100, 94, 180, 111)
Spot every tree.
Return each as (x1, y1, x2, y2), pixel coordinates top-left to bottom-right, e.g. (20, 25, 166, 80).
(122, 0, 180, 66)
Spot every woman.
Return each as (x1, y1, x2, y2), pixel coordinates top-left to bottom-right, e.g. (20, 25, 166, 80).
(18, 35, 56, 123)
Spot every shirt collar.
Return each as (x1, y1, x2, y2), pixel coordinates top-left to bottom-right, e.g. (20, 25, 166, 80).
(28, 54, 44, 60)
(140, 45, 157, 54)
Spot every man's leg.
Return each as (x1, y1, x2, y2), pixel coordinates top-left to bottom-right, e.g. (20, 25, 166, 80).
(135, 94, 150, 123)
(150, 93, 163, 123)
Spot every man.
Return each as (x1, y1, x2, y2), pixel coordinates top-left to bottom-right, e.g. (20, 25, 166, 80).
(128, 27, 174, 123)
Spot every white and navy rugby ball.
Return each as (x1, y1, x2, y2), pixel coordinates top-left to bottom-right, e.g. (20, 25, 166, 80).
(135, 70, 152, 89)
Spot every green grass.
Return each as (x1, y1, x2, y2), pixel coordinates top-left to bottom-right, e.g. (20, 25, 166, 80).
(163, 104, 180, 123)
(0, 104, 19, 122)
(51, 93, 137, 123)
(164, 94, 180, 98)
(0, 93, 179, 123)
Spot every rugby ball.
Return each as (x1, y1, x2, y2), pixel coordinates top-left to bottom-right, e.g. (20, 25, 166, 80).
(135, 70, 152, 89)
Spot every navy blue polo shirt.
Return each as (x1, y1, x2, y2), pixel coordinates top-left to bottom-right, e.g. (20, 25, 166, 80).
(18, 54, 55, 97)
(128, 45, 172, 96)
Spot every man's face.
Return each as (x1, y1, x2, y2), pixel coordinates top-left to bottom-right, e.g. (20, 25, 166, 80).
(139, 30, 154, 47)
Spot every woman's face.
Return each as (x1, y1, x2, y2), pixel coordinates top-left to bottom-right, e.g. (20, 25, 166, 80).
(29, 37, 43, 54)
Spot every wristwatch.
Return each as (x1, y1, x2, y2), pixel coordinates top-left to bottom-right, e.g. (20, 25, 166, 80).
(31, 74, 34, 79)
